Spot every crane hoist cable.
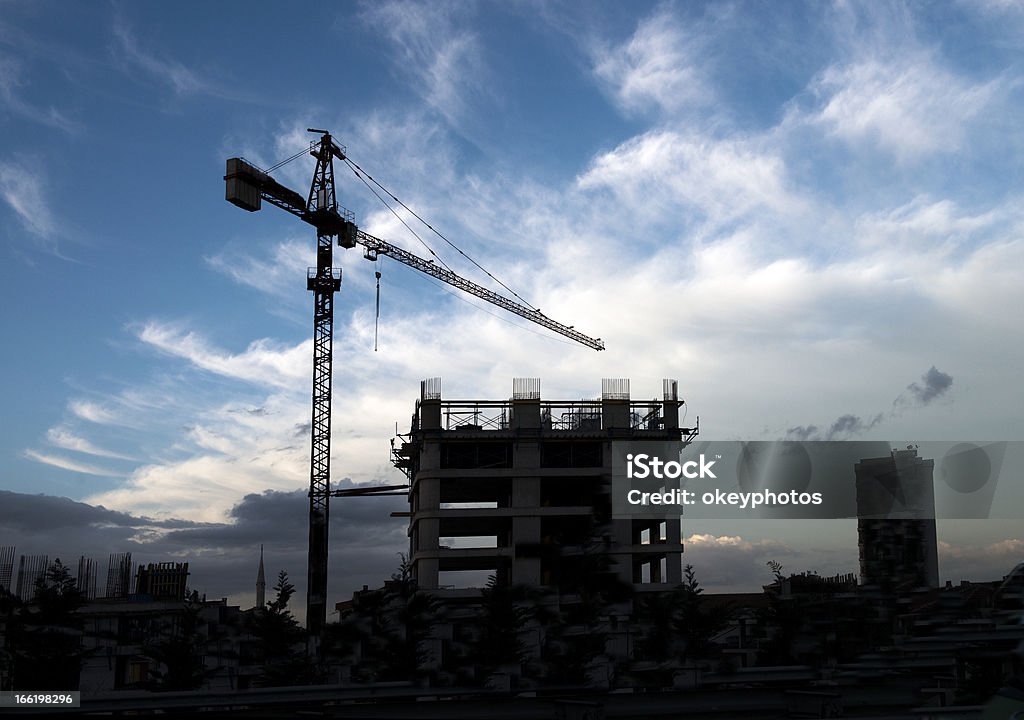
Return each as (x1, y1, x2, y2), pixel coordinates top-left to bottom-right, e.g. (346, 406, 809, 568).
(342, 156, 538, 312)
(374, 260, 382, 352)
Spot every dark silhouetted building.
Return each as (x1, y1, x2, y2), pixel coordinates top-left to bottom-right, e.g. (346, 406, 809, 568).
(855, 447, 939, 589)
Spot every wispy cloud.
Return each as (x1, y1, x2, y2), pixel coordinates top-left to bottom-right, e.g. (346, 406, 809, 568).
(0, 54, 80, 133)
(591, 5, 709, 116)
(359, 1, 487, 126)
(854, 196, 1005, 254)
(23, 449, 128, 477)
(46, 426, 138, 461)
(0, 158, 75, 260)
(205, 239, 311, 300)
(137, 321, 308, 389)
(576, 130, 800, 234)
(112, 16, 208, 97)
(0, 159, 53, 236)
(805, 53, 1000, 162)
(69, 399, 123, 426)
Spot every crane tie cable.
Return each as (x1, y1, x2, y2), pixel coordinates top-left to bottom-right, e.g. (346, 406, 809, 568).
(343, 156, 538, 312)
(265, 147, 310, 175)
(343, 160, 455, 274)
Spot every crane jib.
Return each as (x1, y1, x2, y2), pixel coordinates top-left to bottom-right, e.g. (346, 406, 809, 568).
(224, 155, 603, 350)
(353, 231, 604, 351)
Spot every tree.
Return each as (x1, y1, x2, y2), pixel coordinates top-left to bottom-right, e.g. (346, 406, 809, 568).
(332, 555, 441, 683)
(5, 560, 87, 690)
(757, 561, 805, 665)
(454, 573, 553, 687)
(632, 564, 731, 687)
(0, 586, 21, 691)
(539, 537, 633, 686)
(247, 571, 316, 686)
(142, 595, 238, 691)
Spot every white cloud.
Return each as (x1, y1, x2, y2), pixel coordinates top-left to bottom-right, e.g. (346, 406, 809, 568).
(808, 54, 999, 162)
(23, 449, 127, 478)
(854, 196, 1005, 252)
(86, 451, 297, 523)
(0, 54, 79, 133)
(112, 17, 208, 97)
(68, 399, 122, 426)
(359, 1, 487, 126)
(46, 426, 137, 461)
(0, 159, 56, 237)
(592, 6, 709, 115)
(576, 129, 801, 237)
(206, 239, 312, 300)
(939, 538, 1024, 583)
(137, 321, 309, 390)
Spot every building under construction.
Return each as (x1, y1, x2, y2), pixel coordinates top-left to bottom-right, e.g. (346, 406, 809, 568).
(393, 378, 697, 595)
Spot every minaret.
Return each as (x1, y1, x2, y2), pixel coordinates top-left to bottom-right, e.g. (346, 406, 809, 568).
(256, 544, 266, 610)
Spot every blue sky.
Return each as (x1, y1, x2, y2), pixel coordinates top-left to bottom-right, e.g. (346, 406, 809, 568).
(2, 1, 1024, 609)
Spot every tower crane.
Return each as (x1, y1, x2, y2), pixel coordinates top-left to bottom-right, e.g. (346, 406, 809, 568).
(224, 129, 603, 652)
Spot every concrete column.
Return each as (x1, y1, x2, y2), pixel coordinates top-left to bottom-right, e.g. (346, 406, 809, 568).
(662, 400, 680, 429)
(416, 558, 439, 590)
(420, 399, 442, 430)
(512, 476, 540, 507)
(601, 399, 630, 430)
(512, 399, 541, 430)
(666, 517, 683, 584)
(512, 515, 541, 585)
(418, 477, 440, 510)
(418, 518, 440, 550)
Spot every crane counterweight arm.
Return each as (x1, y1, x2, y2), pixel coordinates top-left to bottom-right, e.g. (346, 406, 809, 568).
(355, 230, 604, 351)
(226, 157, 355, 238)
(224, 156, 604, 351)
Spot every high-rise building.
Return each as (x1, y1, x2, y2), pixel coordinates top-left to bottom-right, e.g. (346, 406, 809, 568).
(855, 447, 939, 589)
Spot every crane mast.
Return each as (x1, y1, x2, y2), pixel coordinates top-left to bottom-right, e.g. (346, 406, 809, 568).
(224, 130, 603, 654)
(304, 133, 342, 647)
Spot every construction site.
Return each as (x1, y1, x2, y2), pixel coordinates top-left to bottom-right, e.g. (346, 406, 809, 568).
(2, 130, 1023, 717)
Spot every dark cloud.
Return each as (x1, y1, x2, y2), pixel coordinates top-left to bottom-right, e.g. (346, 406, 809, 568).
(785, 413, 882, 441)
(825, 413, 883, 440)
(786, 425, 818, 441)
(787, 367, 953, 440)
(0, 491, 207, 533)
(898, 366, 954, 407)
(0, 481, 409, 619)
